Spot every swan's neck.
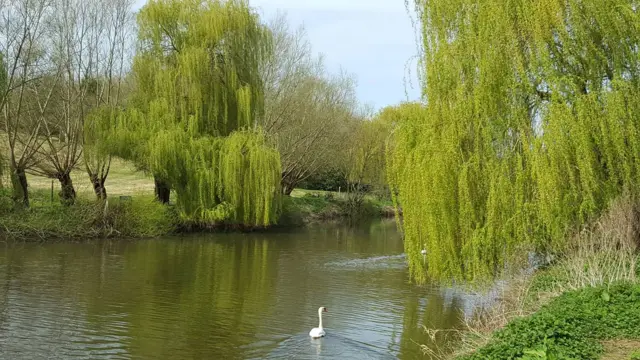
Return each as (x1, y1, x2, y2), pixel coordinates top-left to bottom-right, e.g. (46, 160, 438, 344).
(318, 310, 323, 329)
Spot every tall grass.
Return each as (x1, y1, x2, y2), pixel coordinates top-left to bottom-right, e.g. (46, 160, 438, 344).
(0, 190, 175, 240)
(557, 195, 639, 290)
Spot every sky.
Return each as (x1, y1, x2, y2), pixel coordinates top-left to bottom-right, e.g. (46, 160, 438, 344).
(133, 0, 423, 111)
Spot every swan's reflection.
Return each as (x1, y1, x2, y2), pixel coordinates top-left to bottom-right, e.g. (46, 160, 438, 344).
(310, 338, 322, 356)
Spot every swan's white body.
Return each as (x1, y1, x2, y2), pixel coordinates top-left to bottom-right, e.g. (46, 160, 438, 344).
(309, 307, 327, 338)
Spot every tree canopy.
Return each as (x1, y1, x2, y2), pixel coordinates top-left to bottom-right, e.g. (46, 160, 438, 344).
(101, 0, 282, 226)
(259, 13, 358, 195)
(391, 0, 640, 282)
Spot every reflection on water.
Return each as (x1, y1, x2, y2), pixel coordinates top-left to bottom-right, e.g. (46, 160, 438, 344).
(0, 220, 486, 359)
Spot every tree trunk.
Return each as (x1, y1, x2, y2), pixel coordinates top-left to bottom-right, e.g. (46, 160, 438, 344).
(10, 165, 29, 208)
(90, 173, 107, 200)
(282, 182, 295, 196)
(281, 176, 296, 196)
(58, 173, 77, 205)
(154, 176, 170, 204)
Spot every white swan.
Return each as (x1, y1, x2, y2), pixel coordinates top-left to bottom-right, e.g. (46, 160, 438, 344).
(309, 307, 328, 338)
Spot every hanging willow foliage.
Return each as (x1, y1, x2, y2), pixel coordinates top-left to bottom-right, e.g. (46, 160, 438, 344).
(98, 0, 281, 226)
(130, 0, 270, 137)
(147, 128, 281, 226)
(393, 0, 640, 283)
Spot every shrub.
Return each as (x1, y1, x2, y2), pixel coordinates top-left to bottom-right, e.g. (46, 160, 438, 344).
(101, 197, 176, 237)
(0, 187, 13, 214)
(297, 168, 348, 192)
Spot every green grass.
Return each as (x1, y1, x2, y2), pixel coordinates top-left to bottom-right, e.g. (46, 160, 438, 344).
(458, 282, 640, 360)
(0, 157, 170, 240)
(0, 189, 175, 240)
(24, 158, 156, 198)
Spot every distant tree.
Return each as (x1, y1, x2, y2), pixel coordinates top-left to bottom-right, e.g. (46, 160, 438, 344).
(339, 107, 392, 215)
(260, 13, 358, 195)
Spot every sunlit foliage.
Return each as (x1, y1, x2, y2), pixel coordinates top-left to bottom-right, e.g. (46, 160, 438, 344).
(393, 0, 640, 282)
(101, 0, 281, 226)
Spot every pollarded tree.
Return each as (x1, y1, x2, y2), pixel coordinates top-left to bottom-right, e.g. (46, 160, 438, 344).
(0, 0, 56, 208)
(23, 0, 135, 205)
(393, 0, 640, 283)
(105, 0, 281, 226)
(82, 0, 136, 200)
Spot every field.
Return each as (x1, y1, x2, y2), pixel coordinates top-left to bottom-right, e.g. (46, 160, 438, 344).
(12, 159, 362, 202)
(17, 158, 156, 199)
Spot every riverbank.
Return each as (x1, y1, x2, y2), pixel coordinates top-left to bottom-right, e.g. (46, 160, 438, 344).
(0, 157, 395, 240)
(430, 196, 640, 360)
(0, 187, 395, 241)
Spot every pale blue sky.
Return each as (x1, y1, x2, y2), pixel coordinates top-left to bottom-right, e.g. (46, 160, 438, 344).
(133, 0, 423, 110)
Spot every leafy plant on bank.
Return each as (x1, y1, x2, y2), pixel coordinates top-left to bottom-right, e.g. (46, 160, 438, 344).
(459, 283, 640, 360)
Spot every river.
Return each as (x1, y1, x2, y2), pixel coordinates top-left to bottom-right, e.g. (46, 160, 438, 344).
(0, 219, 488, 359)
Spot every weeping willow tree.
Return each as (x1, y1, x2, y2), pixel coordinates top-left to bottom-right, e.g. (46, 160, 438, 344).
(392, 0, 640, 283)
(102, 0, 281, 226)
(147, 127, 281, 226)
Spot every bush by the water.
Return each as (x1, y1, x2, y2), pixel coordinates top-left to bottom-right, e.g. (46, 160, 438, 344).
(297, 169, 349, 192)
(459, 283, 640, 360)
(434, 196, 640, 359)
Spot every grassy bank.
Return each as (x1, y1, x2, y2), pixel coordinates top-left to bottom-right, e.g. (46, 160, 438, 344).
(426, 196, 640, 360)
(0, 190, 176, 240)
(0, 160, 394, 240)
(460, 282, 640, 360)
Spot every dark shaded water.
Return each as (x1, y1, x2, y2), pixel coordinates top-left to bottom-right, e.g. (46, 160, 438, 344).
(0, 220, 486, 359)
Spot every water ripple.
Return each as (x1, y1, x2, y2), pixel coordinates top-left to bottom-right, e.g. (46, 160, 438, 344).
(323, 254, 408, 270)
(0, 221, 483, 359)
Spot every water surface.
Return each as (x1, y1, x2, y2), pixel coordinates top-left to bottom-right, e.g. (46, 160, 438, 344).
(0, 220, 485, 359)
